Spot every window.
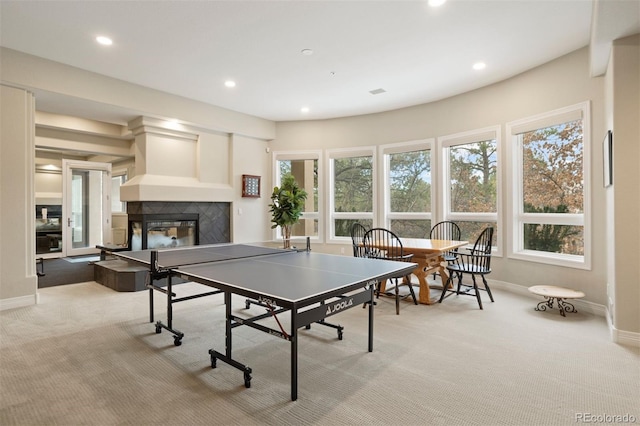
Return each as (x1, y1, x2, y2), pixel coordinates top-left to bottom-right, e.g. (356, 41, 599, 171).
(507, 102, 590, 268)
(111, 173, 127, 213)
(273, 151, 321, 240)
(328, 148, 375, 240)
(381, 140, 433, 238)
(440, 127, 500, 248)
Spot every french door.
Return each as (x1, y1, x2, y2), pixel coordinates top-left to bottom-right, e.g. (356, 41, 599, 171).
(62, 160, 111, 257)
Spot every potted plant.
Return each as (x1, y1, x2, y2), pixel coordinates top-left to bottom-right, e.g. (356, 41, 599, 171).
(269, 173, 308, 249)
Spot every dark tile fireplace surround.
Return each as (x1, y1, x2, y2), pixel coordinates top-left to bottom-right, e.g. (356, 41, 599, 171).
(127, 201, 230, 250)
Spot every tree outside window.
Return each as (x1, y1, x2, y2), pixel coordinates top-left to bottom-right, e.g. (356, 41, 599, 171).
(521, 120, 584, 255)
(388, 149, 431, 238)
(332, 154, 373, 237)
(447, 138, 498, 244)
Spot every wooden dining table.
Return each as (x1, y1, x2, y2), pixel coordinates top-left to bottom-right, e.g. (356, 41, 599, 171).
(373, 238, 468, 305)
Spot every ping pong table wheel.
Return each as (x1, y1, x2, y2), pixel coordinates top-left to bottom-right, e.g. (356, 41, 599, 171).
(338, 329, 343, 340)
(173, 336, 182, 346)
(155, 323, 162, 334)
(244, 370, 252, 388)
(210, 355, 217, 369)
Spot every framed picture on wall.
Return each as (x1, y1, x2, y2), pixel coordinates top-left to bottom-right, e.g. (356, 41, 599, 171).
(603, 130, 613, 187)
(242, 174, 261, 197)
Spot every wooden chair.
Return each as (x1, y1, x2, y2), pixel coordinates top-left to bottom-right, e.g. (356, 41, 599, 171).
(363, 228, 418, 314)
(350, 222, 368, 258)
(438, 226, 494, 309)
(429, 221, 461, 279)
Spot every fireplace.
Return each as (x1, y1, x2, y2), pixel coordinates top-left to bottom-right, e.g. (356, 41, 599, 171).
(129, 214, 199, 251)
(127, 201, 230, 250)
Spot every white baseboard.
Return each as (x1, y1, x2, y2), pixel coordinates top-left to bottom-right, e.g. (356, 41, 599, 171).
(0, 292, 38, 311)
(606, 312, 640, 348)
(490, 279, 639, 347)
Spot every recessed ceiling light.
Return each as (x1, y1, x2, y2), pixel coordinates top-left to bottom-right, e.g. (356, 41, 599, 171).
(473, 62, 486, 70)
(301, 107, 310, 113)
(428, 0, 447, 7)
(96, 36, 113, 46)
(224, 80, 236, 88)
(301, 49, 313, 56)
(369, 88, 386, 95)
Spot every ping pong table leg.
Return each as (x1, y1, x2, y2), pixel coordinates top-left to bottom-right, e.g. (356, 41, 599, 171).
(290, 306, 298, 401)
(224, 291, 232, 358)
(208, 291, 253, 388)
(368, 285, 374, 352)
(149, 283, 154, 323)
(166, 274, 173, 329)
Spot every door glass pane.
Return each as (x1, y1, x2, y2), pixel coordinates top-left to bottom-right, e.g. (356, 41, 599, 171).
(71, 169, 104, 249)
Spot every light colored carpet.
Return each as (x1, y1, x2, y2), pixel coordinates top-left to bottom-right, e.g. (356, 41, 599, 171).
(0, 281, 638, 425)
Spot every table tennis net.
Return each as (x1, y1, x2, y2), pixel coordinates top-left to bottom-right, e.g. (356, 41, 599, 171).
(153, 244, 292, 269)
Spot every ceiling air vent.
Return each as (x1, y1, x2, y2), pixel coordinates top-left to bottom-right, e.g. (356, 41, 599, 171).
(369, 88, 386, 95)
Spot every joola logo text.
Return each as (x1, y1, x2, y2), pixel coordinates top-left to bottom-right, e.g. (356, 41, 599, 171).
(258, 296, 277, 307)
(326, 298, 354, 315)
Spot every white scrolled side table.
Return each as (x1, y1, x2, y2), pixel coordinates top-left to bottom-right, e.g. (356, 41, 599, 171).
(528, 285, 585, 317)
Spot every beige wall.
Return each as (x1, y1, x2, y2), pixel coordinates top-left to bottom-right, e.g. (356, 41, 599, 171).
(231, 134, 272, 243)
(273, 47, 609, 307)
(609, 35, 640, 335)
(0, 85, 38, 306)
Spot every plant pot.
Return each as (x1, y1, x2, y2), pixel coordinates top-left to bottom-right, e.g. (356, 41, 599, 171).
(282, 225, 292, 249)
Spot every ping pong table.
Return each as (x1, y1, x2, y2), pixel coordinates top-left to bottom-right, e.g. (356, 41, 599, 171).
(116, 243, 416, 401)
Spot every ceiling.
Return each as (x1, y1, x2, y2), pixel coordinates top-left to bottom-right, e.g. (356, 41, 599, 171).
(1, 0, 639, 124)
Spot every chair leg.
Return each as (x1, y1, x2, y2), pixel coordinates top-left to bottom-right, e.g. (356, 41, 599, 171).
(472, 275, 483, 310)
(406, 275, 418, 305)
(394, 278, 400, 315)
(482, 276, 494, 302)
(456, 272, 464, 295)
(439, 275, 453, 303)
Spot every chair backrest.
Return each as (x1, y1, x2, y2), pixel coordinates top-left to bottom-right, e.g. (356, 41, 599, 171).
(429, 221, 461, 241)
(362, 227, 405, 261)
(350, 222, 368, 258)
(472, 226, 494, 255)
(469, 226, 494, 270)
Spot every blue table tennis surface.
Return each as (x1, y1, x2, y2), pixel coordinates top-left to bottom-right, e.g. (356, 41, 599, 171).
(117, 243, 415, 303)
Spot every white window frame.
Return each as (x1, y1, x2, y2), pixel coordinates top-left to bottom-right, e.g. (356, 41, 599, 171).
(110, 168, 128, 214)
(506, 101, 591, 269)
(272, 150, 323, 243)
(438, 125, 502, 254)
(379, 139, 434, 232)
(326, 146, 377, 244)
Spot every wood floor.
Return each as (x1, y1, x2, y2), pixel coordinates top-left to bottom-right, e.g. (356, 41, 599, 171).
(37, 257, 96, 288)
